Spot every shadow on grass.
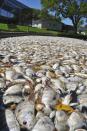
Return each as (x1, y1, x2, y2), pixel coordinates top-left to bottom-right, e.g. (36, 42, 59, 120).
(7, 24, 20, 32)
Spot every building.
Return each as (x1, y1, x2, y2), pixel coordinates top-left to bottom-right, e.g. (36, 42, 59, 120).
(32, 19, 62, 31)
(0, 0, 32, 24)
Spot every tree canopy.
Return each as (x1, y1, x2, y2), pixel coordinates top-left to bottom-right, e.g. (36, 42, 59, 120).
(41, 0, 87, 33)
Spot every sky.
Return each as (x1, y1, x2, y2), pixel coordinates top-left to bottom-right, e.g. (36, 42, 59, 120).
(17, 0, 41, 9)
(17, 0, 74, 25)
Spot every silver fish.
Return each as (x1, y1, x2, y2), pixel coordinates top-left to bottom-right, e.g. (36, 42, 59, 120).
(32, 116, 55, 131)
(3, 95, 23, 105)
(42, 88, 56, 107)
(15, 100, 36, 130)
(5, 109, 20, 131)
(54, 111, 68, 131)
(4, 84, 23, 96)
(68, 112, 87, 131)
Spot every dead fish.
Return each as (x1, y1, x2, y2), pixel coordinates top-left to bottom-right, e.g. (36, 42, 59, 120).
(15, 100, 36, 130)
(52, 63, 59, 70)
(32, 116, 55, 131)
(4, 84, 23, 96)
(0, 80, 5, 89)
(54, 111, 68, 131)
(50, 111, 56, 119)
(5, 69, 26, 83)
(13, 65, 24, 74)
(76, 86, 85, 95)
(71, 65, 81, 72)
(36, 70, 45, 78)
(66, 82, 78, 92)
(62, 59, 76, 65)
(61, 65, 72, 74)
(59, 76, 68, 84)
(13, 78, 27, 84)
(3, 95, 23, 105)
(51, 79, 65, 93)
(5, 69, 16, 81)
(2, 54, 11, 63)
(55, 70, 62, 78)
(42, 76, 51, 87)
(35, 84, 44, 93)
(67, 112, 87, 131)
(5, 109, 20, 131)
(78, 94, 87, 104)
(67, 76, 83, 83)
(42, 88, 56, 107)
(25, 68, 34, 77)
(74, 73, 87, 79)
(77, 94, 87, 113)
(36, 111, 45, 121)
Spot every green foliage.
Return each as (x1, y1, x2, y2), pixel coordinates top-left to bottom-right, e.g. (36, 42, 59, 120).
(41, 0, 87, 33)
(19, 8, 32, 24)
(32, 9, 40, 19)
(77, 19, 84, 28)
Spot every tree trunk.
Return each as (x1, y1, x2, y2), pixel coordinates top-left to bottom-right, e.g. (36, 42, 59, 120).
(73, 24, 78, 34)
(70, 16, 81, 34)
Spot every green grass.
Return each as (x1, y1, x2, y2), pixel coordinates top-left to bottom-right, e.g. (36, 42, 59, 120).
(0, 23, 58, 35)
(0, 23, 9, 31)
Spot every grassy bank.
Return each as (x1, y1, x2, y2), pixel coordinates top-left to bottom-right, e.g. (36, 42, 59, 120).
(0, 23, 87, 40)
(0, 23, 58, 35)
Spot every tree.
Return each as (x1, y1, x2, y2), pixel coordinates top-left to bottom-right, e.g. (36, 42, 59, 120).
(18, 8, 32, 25)
(39, 8, 61, 22)
(38, 9, 50, 19)
(41, 0, 87, 33)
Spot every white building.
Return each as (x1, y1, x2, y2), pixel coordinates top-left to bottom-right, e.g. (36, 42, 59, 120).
(32, 19, 62, 31)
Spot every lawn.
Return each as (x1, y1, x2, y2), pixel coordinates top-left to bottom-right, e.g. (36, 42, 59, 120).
(0, 23, 58, 35)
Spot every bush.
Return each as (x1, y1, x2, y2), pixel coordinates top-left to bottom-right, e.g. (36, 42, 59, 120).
(57, 32, 87, 40)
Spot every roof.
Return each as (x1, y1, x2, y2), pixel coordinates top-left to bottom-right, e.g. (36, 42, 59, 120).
(0, 0, 30, 14)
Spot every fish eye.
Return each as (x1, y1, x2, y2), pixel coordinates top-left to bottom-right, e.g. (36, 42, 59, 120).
(23, 121, 27, 125)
